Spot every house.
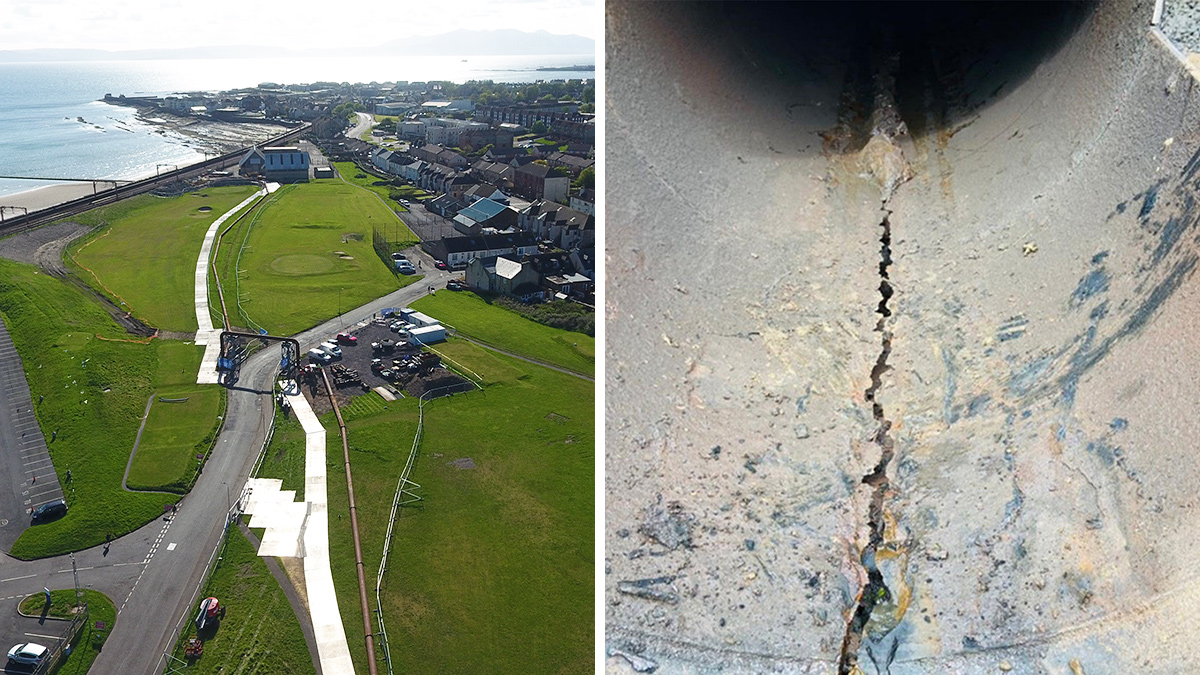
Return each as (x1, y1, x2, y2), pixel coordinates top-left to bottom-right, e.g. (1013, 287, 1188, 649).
(400, 159, 428, 182)
(570, 188, 596, 216)
(465, 256, 545, 302)
(452, 198, 517, 235)
(514, 163, 569, 203)
(518, 200, 594, 248)
(423, 232, 540, 269)
(570, 248, 595, 278)
(543, 271, 593, 299)
(412, 144, 468, 169)
(546, 151, 595, 177)
(238, 147, 266, 176)
(471, 160, 515, 189)
(484, 146, 528, 163)
(371, 148, 394, 173)
(462, 183, 507, 204)
(398, 120, 427, 141)
(424, 164, 462, 193)
(425, 193, 463, 218)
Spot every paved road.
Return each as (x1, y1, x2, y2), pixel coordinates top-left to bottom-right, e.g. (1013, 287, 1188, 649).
(94, 350, 275, 675)
(95, 256, 450, 675)
(346, 112, 374, 142)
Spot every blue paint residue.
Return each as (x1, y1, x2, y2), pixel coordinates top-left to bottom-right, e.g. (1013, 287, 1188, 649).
(1139, 184, 1159, 220)
(1069, 267, 1110, 309)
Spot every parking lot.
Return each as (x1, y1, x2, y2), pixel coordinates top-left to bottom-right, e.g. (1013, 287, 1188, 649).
(305, 320, 471, 403)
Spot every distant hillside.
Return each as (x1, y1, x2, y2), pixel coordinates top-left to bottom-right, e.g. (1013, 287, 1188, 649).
(370, 29, 593, 56)
(0, 29, 594, 63)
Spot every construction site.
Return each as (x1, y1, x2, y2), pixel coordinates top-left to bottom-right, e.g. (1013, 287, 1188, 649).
(606, 1, 1200, 673)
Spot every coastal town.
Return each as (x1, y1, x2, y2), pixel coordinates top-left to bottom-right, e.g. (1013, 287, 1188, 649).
(101, 76, 597, 308)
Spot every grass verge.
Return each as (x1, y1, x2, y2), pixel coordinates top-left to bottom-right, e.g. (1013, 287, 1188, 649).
(125, 387, 224, 492)
(1, 258, 199, 559)
(170, 526, 315, 675)
(68, 186, 260, 332)
(412, 290, 595, 376)
(255, 409, 309, 502)
(326, 337, 593, 673)
(334, 161, 431, 218)
(18, 589, 115, 675)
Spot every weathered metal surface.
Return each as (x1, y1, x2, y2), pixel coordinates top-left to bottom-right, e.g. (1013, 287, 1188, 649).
(606, 1, 1200, 672)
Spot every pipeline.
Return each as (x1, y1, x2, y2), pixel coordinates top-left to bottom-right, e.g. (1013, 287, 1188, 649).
(320, 367, 379, 675)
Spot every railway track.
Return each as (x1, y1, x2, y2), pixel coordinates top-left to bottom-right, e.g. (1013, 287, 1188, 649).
(0, 123, 310, 238)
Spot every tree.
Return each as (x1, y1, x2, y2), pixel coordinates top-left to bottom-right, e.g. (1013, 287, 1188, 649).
(530, 120, 548, 135)
(582, 86, 595, 104)
(579, 103, 595, 114)
(574, 166, 595, 189)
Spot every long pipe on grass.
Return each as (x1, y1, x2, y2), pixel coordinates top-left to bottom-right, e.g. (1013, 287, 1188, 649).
(321, 367, 379, 675)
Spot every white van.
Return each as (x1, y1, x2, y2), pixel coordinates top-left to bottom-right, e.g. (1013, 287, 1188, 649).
(308, 348, 332, 364)
(319, 341, 342, 358)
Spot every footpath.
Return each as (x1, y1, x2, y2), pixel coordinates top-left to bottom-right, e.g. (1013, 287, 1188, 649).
(195, 183, 354, 674)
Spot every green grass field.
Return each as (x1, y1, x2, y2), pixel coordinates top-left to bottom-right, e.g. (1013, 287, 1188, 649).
(217, 182, 412, 335)
(317, 338, 593, 673)
(20, 590, 116, 675)
(255, 410, 308, 502)
(125, 386, 224, 492)
(333, 160, 431, 222)
(69, 186, 260, 332)
(0, 258, 201, 559)
(412, 291, 595, 376)
(171, 526, 315, 675)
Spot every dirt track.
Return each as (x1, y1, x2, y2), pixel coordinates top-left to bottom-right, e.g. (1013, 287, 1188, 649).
(0, 221, 90, 273)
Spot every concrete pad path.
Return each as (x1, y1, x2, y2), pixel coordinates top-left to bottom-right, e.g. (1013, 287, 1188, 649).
(284, 387, 354, 674)
(195, 183, 278, 384)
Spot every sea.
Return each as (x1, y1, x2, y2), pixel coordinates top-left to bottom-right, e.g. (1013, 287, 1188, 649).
(0, 54, 595, 199)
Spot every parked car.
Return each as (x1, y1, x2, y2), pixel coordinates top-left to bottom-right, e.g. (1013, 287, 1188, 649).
(336, 332, 358, 345)
(396, 261, 416, 274)
(307, 348, 332, 364)
(450, 261, 468, 271)
(391, 252, 407, 262)
(319, 342, 342, 358)
(434, 260, 448, 270)
(31, 499, 67, 523)
(446, 279, 466, 291)
(7, 643, 47, 665)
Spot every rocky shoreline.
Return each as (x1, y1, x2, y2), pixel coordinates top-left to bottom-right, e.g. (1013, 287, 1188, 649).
(127, 106, 291, 155)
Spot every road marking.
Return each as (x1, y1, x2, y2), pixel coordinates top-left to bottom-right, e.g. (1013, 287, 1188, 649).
(166, 543, 176, 551)
(0, 574, 36, 583)
(24, 633, 59, 640)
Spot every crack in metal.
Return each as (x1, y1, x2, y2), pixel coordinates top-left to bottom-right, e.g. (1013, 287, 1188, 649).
(838, 207, 896, 675)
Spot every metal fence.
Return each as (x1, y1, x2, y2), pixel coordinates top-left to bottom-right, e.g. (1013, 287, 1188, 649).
(374, 381, 476, 675)
(31, 607, 89, 675)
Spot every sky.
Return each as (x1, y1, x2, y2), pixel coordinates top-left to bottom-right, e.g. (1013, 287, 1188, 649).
(0, 0, 598, 51)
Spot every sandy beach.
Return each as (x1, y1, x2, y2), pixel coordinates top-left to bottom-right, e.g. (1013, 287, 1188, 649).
(0, 182, 110, 214)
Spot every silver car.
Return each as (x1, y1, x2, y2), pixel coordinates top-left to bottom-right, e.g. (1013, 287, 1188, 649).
(8, 643, 47, 664)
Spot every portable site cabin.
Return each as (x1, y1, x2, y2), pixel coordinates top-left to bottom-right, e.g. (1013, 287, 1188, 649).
(409, 325, 446, 345)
